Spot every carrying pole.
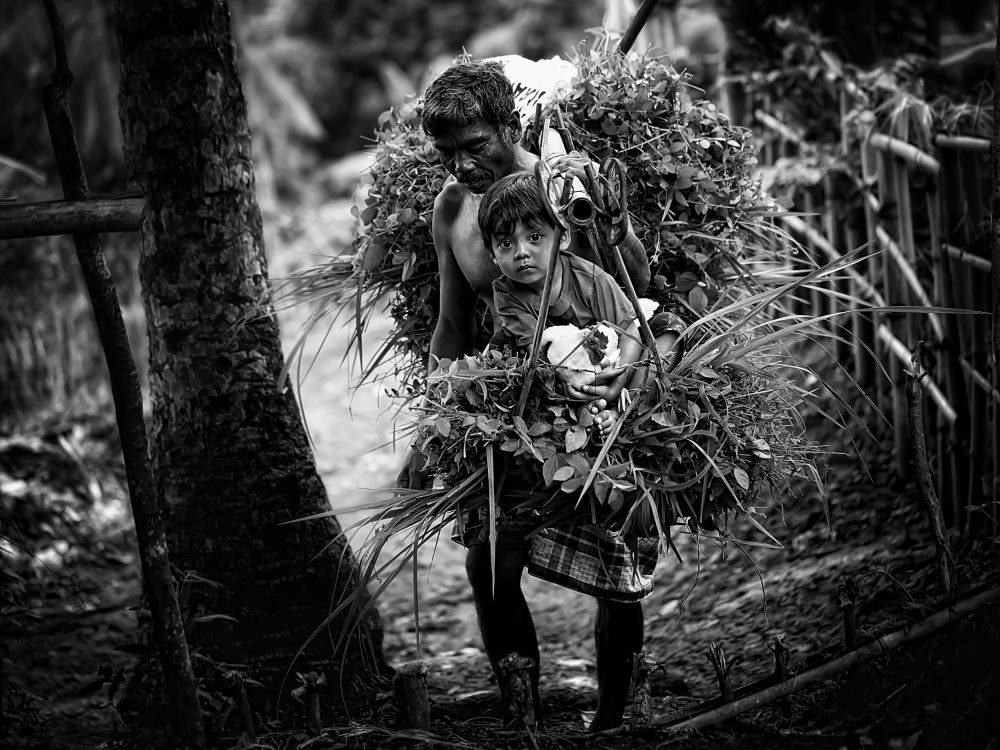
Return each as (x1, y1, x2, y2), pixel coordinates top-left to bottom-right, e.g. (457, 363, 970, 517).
(617, 0, 661, 55)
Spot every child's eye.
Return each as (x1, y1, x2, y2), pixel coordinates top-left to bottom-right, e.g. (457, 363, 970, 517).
(528, 233, 542, 243)
(498, 240, 512, 250)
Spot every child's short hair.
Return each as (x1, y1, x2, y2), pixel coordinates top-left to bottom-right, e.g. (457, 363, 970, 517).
(477, 172, 553, 251)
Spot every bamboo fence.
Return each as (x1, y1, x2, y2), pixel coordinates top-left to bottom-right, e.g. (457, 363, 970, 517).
(733, 80, 998, 537)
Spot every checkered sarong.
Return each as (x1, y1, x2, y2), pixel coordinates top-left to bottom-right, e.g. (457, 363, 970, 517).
(528, 524, 658, 603)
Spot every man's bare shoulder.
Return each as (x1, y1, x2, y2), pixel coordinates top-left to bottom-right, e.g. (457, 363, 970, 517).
(434, 177, 470, 222)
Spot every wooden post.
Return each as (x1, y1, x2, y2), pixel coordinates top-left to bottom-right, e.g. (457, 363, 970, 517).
(40, 2, 205, 746)
(393, 661, 430, 731)
(629, 651, 654, 731)
(497, 653, 537, 729)
(906, 349, 955, 591)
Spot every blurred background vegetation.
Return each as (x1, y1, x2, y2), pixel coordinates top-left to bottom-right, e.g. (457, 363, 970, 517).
(0, 0, 995, 430)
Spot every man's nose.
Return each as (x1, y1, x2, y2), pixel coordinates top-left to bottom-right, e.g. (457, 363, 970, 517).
(454, 153, 474, 175)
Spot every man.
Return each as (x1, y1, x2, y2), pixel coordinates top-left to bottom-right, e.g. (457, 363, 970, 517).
(397, 60, 652, 731)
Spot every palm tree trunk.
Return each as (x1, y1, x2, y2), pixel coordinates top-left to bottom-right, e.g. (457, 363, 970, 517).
(115, 0, 387, 707)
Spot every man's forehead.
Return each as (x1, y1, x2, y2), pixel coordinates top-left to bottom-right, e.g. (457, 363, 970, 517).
(433, 120, 498, 145)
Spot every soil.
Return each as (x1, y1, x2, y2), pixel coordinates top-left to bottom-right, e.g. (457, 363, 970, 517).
(2, 201, 998, 750)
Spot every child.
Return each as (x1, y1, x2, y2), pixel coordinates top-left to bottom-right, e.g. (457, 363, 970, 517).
(478, 171, 643, 437)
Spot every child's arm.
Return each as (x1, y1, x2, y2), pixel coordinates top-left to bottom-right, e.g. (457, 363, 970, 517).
(605, 320, 642, 402)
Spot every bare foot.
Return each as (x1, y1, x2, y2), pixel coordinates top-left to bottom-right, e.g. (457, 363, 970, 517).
(592, 408, 619, 439)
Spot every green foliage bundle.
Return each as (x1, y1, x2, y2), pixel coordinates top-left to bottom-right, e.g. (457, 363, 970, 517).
(288, 45, 790, 399)
(410, 340, 824, 539)
(548, 47, 773, 316)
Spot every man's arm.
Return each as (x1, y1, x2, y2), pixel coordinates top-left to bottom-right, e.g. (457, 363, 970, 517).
(615, 221, 651, 296)
(398, 188, 478, 490)
(428, 191, 478, 363)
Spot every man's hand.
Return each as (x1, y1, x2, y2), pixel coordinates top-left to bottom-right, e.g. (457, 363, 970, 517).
(547, 151, 591, 181)
(396, 448, 427, 492)
(563, 365, 628, 402)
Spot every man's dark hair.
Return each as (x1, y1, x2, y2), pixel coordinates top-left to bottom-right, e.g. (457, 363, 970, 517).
(478, 172, 553, 251)
(421, 60, 516, 137)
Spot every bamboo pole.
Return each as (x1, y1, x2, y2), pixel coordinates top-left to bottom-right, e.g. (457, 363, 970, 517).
(754, 109, 803, 147)
(942, 243, 992, 272)
(859, 124, 893, 425)
(960, 357, 1000, 404)
(617, 0, 661, 55)
(652, 586, 1000, 735)
(823, 174, 849, 363)
(992, 9, 1000, 536)
(878, 325, 958, 424)
(777, 216, 886, 304)
(940, 150, 974, 527)
(39, 1, 204, 747)
(875, 146, 910, 474)
(905, 348, 954, 592)
(0, 196, 144, 240)
(761, 94, 776, 167)
(933, 133, 991, 152)
(927, 175, 968, 513)
(868, 132, 941, 175)
(862, 193, 945, 341)
(801, 189, 828, 322)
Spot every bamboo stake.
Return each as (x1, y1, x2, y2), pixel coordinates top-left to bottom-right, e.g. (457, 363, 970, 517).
(927, 176, 963, 508)
(992, 9, 1000, 536)
(905, 347, 955, 592)
(0, 195, 145, 239)
(876, 147, 911, 476)
(39, 1, 204, 746)
(651, 586, 1000, 735)
(933, 133, 991, 152)
(868, 132, 940, 175)
(940, 150, 974, 527)
(943, 243, 992, 272)
(754, 109, 803, 147)
(878, 325, 957, 424)
(801, 190, 828, 323)
(859, 123, 893, 426)
(863, 193, 945, 341)
(393, 661, 430, 730)
(960, 358, 1000, 404)
(823, 174, 849, 363)
(891, 116, 920, 351)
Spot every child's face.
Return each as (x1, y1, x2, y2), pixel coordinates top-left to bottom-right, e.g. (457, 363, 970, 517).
(491, 218, 564, 293)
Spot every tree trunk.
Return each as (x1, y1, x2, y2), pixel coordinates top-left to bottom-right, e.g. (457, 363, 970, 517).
(115, 0, 388, 708)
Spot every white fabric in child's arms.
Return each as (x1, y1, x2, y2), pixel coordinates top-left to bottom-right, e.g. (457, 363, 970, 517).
(540, 323, 621, 388)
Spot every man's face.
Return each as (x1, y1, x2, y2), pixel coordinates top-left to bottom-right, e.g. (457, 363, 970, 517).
(432, 118, 519, 194)
(491, 218, 562, 293)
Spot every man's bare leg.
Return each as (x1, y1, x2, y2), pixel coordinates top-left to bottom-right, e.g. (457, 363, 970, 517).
(590, 599, 643, 731)
(466, 543, 542, 721)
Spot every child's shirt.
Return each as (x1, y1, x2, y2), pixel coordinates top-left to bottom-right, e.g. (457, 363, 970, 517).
(492, 253, 635, 349)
